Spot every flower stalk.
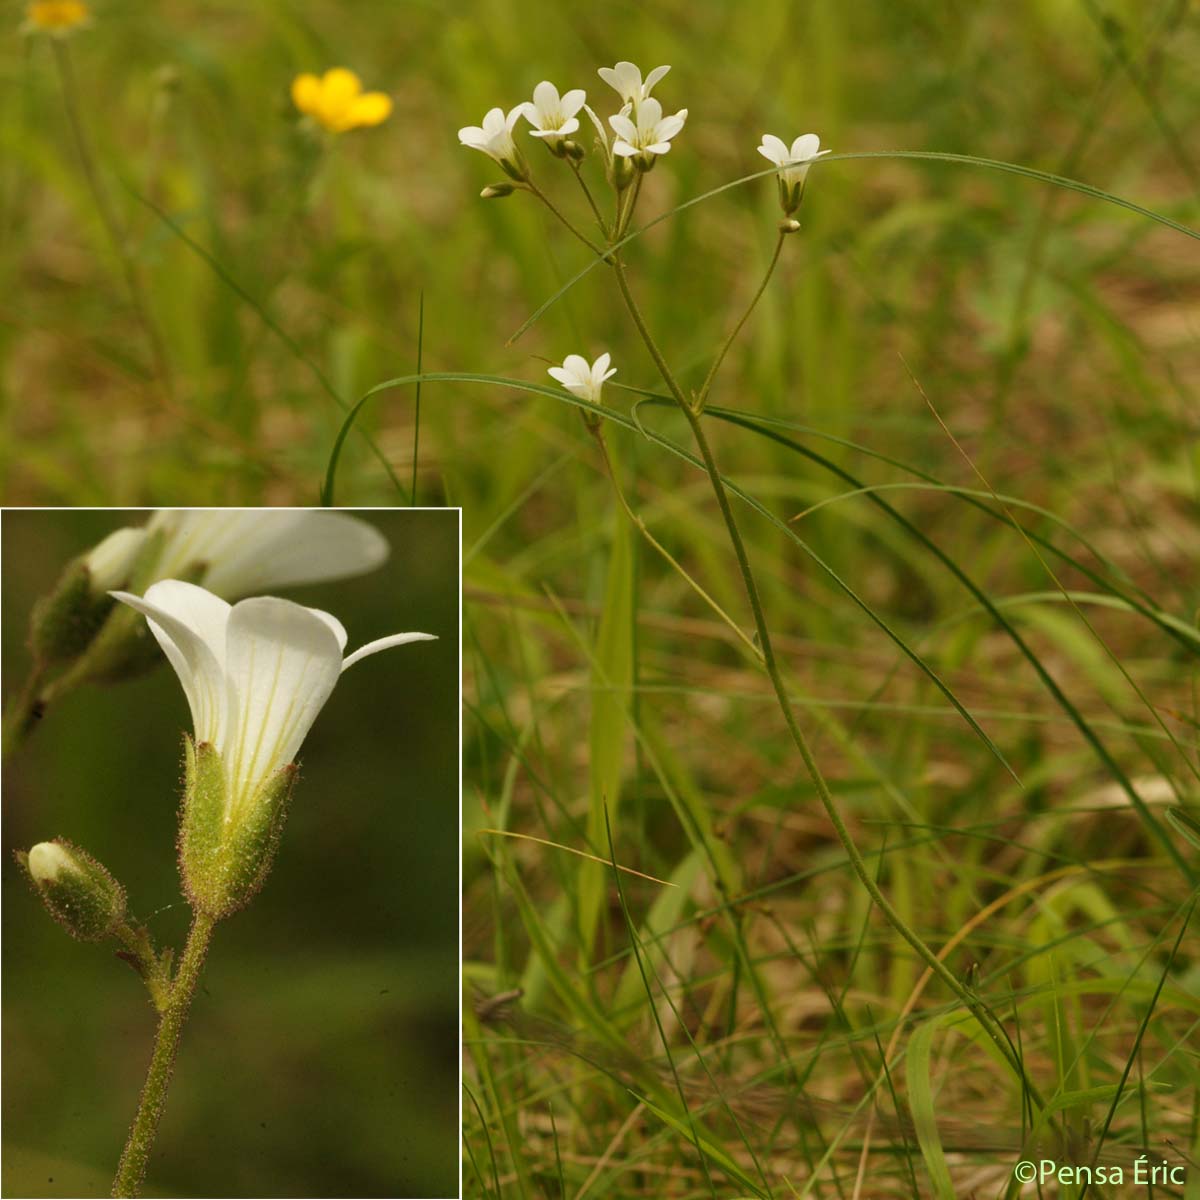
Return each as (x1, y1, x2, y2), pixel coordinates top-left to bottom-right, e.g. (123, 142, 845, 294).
(111, 911, 215, 1199)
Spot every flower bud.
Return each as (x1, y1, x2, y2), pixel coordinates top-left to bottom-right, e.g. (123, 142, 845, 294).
(179, 738, 295, 918)
(779, 217, 802, 234)
(18, 839, 127, 941)
(28, 527, 150, 667)
(480, 183, 515, 199)
(563, 139, 585, 163)
(611, 155, 635, 192)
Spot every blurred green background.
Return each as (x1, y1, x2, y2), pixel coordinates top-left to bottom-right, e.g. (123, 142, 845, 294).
(2, 509, 459, 1198)
(4, 0, 1196, 506)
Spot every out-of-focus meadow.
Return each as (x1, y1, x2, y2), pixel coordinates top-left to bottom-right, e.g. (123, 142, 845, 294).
(2, 509, 459, 1198)
(6, 0, 1200, 1196)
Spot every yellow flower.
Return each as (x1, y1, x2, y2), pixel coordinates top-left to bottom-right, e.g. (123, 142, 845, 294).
(291, 68, 393, 134)
(23, 0, 90, 34)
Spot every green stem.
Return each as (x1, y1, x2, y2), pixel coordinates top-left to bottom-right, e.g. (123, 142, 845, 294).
(695, 231, 786, 410)
(525, 180, 605, 256)
(569, 160, 609, 237)
(611, 252, 1048, 1108)
(588, 421, 762, 661)
(111, 911, 216, 1198)
(52, 40, 174, 401)
(1, 662, 48, 758)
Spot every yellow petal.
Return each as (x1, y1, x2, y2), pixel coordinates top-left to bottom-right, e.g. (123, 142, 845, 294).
(290, 73, 321, 116)
(346, 92, 393, 129)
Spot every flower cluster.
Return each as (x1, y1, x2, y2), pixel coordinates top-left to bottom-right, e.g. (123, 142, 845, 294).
(459, 59, 688, 185)
(457, 56, 827, 222)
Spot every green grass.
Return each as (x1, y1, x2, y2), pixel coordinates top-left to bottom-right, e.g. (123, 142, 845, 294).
(5, 0, 1200, 1196)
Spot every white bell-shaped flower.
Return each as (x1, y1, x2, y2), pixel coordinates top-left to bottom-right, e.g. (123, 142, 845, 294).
(113, 580, 435, 816)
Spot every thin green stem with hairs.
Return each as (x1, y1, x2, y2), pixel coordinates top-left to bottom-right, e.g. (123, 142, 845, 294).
(111, 912, 217, 1198)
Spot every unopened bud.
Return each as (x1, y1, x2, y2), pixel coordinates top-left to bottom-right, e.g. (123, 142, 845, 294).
(85, 527, 148, 592)
(779, 217, 802, 234)
(28, 525, 160, 673)
(563, 139, 584, 163)
(18, 839, 127, 941)
(480, 183, 515, 199)
(612, 155, 635, 191)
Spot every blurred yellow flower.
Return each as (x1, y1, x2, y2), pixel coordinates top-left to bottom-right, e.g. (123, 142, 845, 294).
(23, 0, 90, 34)
(291, 68, 392, 134)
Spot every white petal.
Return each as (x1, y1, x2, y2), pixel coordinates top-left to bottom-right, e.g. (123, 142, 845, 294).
(200, 512, 389, 595)
(758, 134, 787, 165)
(561, 354, 590, 380)
(612, 141, 638, 157)
(223, 597, 344, 806)
(532, 80, 559, 111)
(547, 366, 573, 386)
(560, 89, 586, 116)
(654, 111, 687, 141)
(639, 97, 664, 127)
(342, 632, 437, 673)
(643, 142, 673, 156)
(594, 352, 612, 376)
(609, 113, 637, 141)
(306, 606, 349, 652)
(791, 133, 821, 161)
(112, 581, 230, 744)
(643, 65, 671, 94)
(458, 126, 488, 149)
(557, 116, 580, 135)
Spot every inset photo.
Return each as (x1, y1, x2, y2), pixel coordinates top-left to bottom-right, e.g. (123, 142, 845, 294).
(2, 508, 460, 1199)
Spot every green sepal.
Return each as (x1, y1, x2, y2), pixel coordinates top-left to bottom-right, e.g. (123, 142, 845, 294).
(29, 562, 115, 667)
(178, 738, 295, 918)
(16, 837, 127, 942)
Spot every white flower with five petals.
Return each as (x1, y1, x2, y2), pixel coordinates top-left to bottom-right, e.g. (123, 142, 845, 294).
(520, 80, 586, 149)
(113, 580, 435, 817)
(757, 133, 829, 213)
(458, 106, 527, 180)
(609, 98, 687, 167)
(548, 353, 616, 406)
(597, 61, 670, 108)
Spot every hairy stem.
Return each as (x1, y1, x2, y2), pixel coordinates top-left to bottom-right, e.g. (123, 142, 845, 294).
(111, 911, 216, 1198)
(611, 252, 1047, 1107)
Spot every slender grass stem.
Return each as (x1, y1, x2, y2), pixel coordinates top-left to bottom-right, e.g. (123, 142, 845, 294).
(695, 231, 786, 410)
(52, 40, 174, 401)
(569, 160, 609, 237)
(588, 421, 762, 661)
(610, 252, 1049, 1108)
(525, 180, 604, 256)
(111, 911, 216, 1198)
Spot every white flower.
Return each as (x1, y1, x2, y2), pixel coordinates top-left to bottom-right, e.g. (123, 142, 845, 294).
(548, 353, 616, 406)
(597, 61, 670, 108)
(757, 133, 829, 213)
(458, 106, 527, 180)
(609, 98, 687, 166)
(520, 80, 586, 147)
(146, 510, 389, 599)
(112, 580, 436, 816)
